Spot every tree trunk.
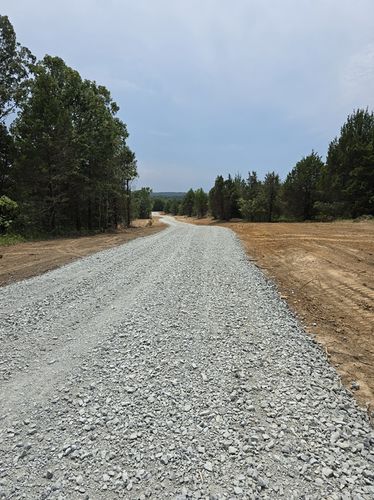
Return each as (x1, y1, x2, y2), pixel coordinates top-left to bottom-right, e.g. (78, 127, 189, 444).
(48, 180, 56, 231)
(113, 196, 118, 228)
(126, 180, 131, 227)
(75, 201, 81, 231)
(88, 197, 92, 230)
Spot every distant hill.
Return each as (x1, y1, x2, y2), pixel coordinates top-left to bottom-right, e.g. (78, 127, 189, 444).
(151, 192, 186, 199)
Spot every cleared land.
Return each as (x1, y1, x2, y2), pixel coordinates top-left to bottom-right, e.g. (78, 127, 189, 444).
(0, 218, 166, 287)
(177, 216, 374, 410)
(0, 216, 373, 498)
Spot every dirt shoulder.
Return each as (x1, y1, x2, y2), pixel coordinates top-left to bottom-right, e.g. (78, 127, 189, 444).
(0, 218, 166, 287)
(177, 215, 374, 410)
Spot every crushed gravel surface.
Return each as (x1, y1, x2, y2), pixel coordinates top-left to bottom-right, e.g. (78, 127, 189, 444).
(0, 216, 373, 499)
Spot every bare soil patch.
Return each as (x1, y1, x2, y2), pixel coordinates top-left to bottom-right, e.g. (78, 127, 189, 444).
(0, 218, 166, 287)
(177, 216, 374, 410)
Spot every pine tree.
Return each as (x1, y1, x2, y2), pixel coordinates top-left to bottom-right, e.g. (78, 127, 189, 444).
(283, 152, 323, 220)
(325, 109, 374, 217)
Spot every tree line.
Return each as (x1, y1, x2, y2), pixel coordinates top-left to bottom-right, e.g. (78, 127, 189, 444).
(158, 189, 208, 218)
(166, 108, 374, 222)
(2, 14, 372, 233)
(0, 15, 138, 236)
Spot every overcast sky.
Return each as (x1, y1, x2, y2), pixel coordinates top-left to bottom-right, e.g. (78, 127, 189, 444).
(2, 1, 374, 191)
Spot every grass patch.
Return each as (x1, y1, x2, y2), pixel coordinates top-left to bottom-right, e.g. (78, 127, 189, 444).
(0, 234, 26, 246)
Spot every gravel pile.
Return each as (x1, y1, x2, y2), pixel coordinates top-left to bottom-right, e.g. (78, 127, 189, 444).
(0, 216, 373, 499)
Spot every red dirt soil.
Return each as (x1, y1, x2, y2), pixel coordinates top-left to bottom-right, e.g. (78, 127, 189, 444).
(0, 218, 166, 287)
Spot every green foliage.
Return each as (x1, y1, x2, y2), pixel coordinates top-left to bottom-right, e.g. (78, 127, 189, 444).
(237, 171, 280, 222)
(133, 187, 152, 219)
(313, 201, 346, 221)
(194, 188, 208, 218)
(209, 175, 240, 220)
(223, 175, 241, 219)
(1, 16, 373, 231)
(238, 195, 266, 222)
(0, 15, 35, 120)
(10, 55, 137, 232)
(162, 197, 180, 215)
(152, 192, 185, 199)
(0, 232, 24, 245)
(0, 122, 14, 193)
(238, 171, 265, 221)
(206, 109, 373, 223)
(262, 172, 281, 222)
(0, 18, 137, 235)
(282, 152, 323, 220)
(152, 198, 165, 211)
(325, 109, 374, 217)
(181, 189, 195, 217)
(170, 199, 181, 215)
(0, 194, 18, 233)
(209, 175, 224, 219)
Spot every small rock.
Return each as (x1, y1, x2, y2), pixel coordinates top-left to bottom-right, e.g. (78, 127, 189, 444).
(322, 467, 333, 478)
(204, 461, 213, 472)
(75, 475, 83, 485)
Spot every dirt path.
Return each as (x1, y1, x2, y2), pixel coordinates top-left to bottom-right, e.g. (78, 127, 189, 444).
(0, 218, 166, 287)
(177, 217, 374, 410)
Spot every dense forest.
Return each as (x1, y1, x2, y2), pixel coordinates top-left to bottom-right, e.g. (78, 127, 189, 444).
(165, 109, 374, 221)
(0, 15, 138, 236)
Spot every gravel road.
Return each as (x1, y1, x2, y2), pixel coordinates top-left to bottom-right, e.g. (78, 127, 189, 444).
(0, 216, 373, 499)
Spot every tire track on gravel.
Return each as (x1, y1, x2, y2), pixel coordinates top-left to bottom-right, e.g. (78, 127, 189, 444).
(0, 216, 373, 499)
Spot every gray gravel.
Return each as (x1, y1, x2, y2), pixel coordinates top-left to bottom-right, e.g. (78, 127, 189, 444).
(0, 215, 373, 499)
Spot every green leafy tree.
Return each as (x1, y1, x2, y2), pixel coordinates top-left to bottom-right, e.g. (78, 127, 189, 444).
(152, 198, 165, 211)
(181, 188, 195, 216)
(209, 175, 225, 219)
(263, 171, 281, 222)
(0, 15, 35, 120)
(282, 151, 323, 220)
(133, 187, 152, 219)
(0, 194, 18, 233)
(12, 55, 137, 232)
(170, 199, 180, 215)
(238, 171, 265, 221)
(0, 19, 138, 235)
(209, 175, 224, 219)
(223, 175, 241, 219)
(0, 122, 14, 194)
(12, 56, 80, 231)
(209, 175, 241, 220)
(159, 198, 179, 215)
(70, 78, 136, 230)
(163, 199, 171, 214)
(114, 142, 137, 228)
(194, 188, 208, 218)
